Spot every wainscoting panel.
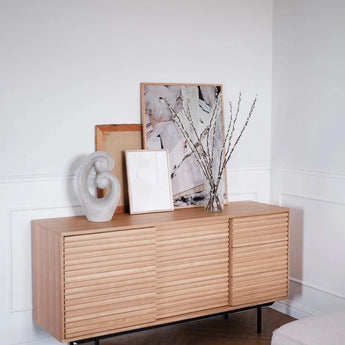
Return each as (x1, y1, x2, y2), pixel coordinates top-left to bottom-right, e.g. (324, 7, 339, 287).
(0, 175, 83, 344)
(10, 206, 82, 312)
(271, 168, 345, 318)
(227, 167, 270, 203)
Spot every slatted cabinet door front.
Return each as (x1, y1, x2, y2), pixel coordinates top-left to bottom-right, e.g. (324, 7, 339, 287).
(156, 218, 230, 318)
(230, 213, 289, 306)
(63, 227, 157, 341)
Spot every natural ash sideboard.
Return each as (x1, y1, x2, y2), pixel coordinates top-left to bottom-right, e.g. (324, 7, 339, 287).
(32, 201, 289, 344)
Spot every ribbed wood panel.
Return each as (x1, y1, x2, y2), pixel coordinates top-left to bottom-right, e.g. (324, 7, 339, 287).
(156, 219, 229, 319)
(63, 227, 157, 339)
(230, 213, 289, 307)
(33, 202, 290, 342)
(230, 270, 288, 306)
(231, 241, 288, 276)
(231, 213, 289, 247)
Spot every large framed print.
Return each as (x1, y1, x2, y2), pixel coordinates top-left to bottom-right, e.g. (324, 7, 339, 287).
(141, 83, 227, 208)
(125, 149, 174, 214)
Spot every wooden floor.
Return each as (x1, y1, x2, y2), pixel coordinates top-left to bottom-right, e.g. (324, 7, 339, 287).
(81, 307, 295, 345)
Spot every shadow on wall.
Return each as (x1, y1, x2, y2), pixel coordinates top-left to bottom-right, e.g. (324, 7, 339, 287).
(67, 154, 89, 216)
(288, 205, 304, 299)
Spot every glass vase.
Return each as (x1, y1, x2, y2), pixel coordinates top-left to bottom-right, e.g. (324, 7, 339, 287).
(204, 182, 224, 212)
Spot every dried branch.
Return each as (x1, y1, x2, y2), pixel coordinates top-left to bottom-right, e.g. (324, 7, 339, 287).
(166, 91, 257, 211)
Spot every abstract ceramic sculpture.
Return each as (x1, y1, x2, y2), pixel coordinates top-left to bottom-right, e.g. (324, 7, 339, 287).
(76, 151, 120, 222)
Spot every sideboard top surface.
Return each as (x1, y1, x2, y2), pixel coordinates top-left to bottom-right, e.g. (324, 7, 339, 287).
(32, 201, 289, 236)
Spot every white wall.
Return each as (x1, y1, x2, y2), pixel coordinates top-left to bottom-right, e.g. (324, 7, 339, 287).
(271, 0, 345, 318)
(0, 1, 273, 344)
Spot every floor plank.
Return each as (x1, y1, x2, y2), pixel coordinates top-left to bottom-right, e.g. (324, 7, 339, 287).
(79, 307, 295, 345)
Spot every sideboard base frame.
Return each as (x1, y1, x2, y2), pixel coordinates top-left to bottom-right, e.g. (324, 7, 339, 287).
(68, 303, 273, 345)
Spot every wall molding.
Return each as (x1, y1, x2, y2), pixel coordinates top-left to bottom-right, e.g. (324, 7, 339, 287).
(280, 193, 345, 301)
(228, 191, 258, 201)
(227, 166, 270, 173)
(8, 204, 82, 313)
(289, 277, 345, 301)
(0, 171, 96, 185)
(272, 166, 345, 181)
(273, 276, 345, 320)
(276, 191, 345, 318)
(10, 335, 59, 345)
(279, 192, 345, 208)
(0, 166, 271, 185)
(0, 173, 76, 184)
(272, 299, 319, 319)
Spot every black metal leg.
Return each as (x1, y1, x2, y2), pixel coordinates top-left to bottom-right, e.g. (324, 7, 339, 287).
(257, 305, 262, 333)
(95, 338, 100, 345)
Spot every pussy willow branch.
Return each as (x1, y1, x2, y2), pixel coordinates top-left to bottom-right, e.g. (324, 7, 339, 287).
(166, 92, 257, 194)
(217, 100, 233, 179)
(183, 98, 210, 163)
(224, 93, 242, 163)
(209, 96, 222, 176)
(206, 96, 221, 156)
(166, 102, 212, 181)
(184, 99, 215, 179)
(217, 94, 257, 185)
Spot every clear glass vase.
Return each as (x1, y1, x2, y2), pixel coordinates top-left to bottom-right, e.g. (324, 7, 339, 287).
(204, 182, 224, 212)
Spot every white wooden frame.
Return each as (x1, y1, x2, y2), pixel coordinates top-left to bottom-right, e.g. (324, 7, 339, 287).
(125, 149, 174, 214)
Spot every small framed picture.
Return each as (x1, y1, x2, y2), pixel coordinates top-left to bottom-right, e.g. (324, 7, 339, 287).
(95, 124, 142, 213)
(125, 149, 174, 214)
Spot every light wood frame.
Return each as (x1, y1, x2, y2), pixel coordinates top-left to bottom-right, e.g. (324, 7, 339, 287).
(141, 83, 227, 208)
(95, 124, 142, 213)
(125, 149, 174, 214)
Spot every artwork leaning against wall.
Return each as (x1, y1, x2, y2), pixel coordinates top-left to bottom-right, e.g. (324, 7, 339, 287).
(141, 83, 227, 208)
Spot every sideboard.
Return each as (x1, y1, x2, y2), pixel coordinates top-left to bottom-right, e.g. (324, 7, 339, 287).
(32, 201, 289, 344)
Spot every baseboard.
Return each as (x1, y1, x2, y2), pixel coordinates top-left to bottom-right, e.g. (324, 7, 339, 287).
(9, 336, 61, 345)
(271, 300, 318, 320)
(271, 277, 345, 320)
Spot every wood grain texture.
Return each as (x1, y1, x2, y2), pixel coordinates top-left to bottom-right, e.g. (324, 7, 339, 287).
(229, 212, 289, 307)
(156, 219, 229, 319)
(63, 227, 157, 340)
(32, 222, 64, 340)
(32, 201, 289, 236)
(32, 201, 290, 343)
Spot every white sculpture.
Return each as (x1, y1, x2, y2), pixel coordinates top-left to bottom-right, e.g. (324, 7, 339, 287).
(76, 151, 120, 222)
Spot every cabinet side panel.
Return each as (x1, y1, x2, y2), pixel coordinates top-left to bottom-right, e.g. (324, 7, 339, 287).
(32, 223, 62, 340)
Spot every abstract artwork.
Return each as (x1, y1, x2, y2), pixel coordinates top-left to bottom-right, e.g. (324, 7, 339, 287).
(141, 83, 226, 208)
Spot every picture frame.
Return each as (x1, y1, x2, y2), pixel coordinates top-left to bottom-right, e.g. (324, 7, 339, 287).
(141, 83, 227, 208)
(125, 149, 174, 214)
(95, 124, 142, 213)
